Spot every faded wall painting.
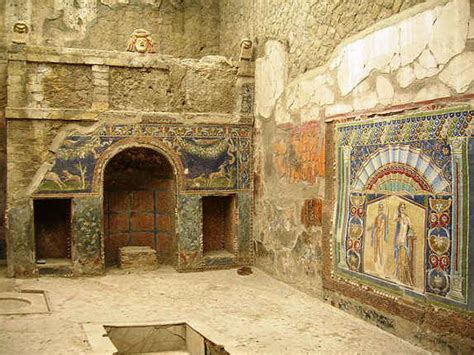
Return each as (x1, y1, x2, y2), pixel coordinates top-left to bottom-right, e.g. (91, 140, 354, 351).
(272, 122, 325, 184)
(334, 108, 473, 308)
(35, 123, 252, 193)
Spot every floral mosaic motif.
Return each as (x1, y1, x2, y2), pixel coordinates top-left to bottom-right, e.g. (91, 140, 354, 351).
(337, 110, 473, 147)
(74, 197, 102, 269)
(240, 83, 254, 115)
(177, 195, 202, 269)
(36, 123, 252, 193)
(237, 192, 252, 257)
(335, 108, 471, 305)
(426, 197, 451, 296)
(345, 194, 365, 272)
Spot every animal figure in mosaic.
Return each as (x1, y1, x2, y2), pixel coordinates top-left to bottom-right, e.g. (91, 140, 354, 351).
(62, 170, 81, 184)
(393, 202, 416, 287)
(208, 162, 229, 181)
(206, 140, 236, 181)
(44, 172, 65, 189)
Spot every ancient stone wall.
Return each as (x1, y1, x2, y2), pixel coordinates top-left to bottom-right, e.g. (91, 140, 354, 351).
(5, 46, 241, 204)
(252, 0, 474, 351)
(4, 40, 253, 276)
(219, 0, 426, 79)
(6, 0, 219, 58)
(0, 0, 7, 260)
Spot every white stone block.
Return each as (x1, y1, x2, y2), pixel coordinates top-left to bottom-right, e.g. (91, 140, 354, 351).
(469, 17, 474, 39)
(292, 81, 313, 111)
(428, 0, 470, 64)
(399, 10, 435, 66)
(413, 82, 451, 102)
(439, 52, 474, 93)
(392, 91, 415, 106)
(389, 54, 401, 72)
(274, 98, 291, 125)
(353, 81, 378, 111)
(396, 66, 416, 88)
(325, 103, 353, 117)
(314, 84, 335, 106)
(413, 61, 441, 80)
(418, 49, 438, 69)
(376, 76, 395, 105)
(365, 27, 400, 72)
(337, 26, 398, 96)
(255, 40, 288, 119)
(300, 105, 321, 123)
(291, 74, 335, 111)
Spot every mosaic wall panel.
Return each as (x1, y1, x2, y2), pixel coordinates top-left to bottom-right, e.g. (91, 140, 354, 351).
(176, 195, 202, 270)
(36, 123, 252, 194)
(72, 196, 103, 275)
(333, 108, 473, 308)
(237, 192, 252, 261)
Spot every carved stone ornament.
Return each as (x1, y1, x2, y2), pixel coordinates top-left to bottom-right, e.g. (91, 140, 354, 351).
(239, 38, 253, 61)
(127, 29, 155, 54)
(12, 21, 29, 34)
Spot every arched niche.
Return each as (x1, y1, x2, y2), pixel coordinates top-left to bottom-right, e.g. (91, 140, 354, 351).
(101, 146, 179, 267)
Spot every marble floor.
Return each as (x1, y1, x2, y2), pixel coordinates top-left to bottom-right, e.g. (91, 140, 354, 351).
(0, 266, 427, 354)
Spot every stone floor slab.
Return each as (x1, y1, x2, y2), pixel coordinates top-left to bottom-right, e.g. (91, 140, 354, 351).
(0, 267, 427, 354)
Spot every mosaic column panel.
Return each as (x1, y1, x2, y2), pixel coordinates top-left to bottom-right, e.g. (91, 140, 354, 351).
(176, 194, 202, 270)
(446, 138, 467, 302)
(237, 192, 252, 263)
(72, 196, 104, 275)
(6, 201, 35, 277)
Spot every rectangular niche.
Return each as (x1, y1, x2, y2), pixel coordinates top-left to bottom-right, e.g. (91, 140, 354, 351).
(202, 195, 236, 257)
(34, 199, 72, 262)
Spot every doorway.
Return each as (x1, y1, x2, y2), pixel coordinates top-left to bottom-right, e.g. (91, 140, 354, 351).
(34, 199, 72, 263)
(103, 147, 176, 267)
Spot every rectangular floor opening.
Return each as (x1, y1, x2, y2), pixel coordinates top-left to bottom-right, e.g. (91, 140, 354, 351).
(104, 323, 229, 355)
(34, 198, 72, 264)
(202, 195, 236, 256)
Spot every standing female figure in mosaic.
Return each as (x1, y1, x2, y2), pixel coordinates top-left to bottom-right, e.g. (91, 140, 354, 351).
(393, 202, 416, 287)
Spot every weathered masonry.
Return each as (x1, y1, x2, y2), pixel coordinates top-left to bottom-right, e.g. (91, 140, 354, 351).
(1, 0, 474, 353)
(5, 46, 254, 276)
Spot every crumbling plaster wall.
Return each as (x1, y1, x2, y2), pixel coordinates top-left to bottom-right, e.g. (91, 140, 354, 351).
(218, 0, 429, 298)
(6, 0, 219, 57)
(252, 0, 474, 351)
(219, 0, 426, 79)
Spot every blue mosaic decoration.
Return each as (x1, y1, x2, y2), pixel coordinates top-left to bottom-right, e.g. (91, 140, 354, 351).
(36, 123, 252, 193)
(333, 108, 473, 309)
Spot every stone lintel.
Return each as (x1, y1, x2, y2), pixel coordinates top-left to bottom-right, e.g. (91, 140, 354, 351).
(4, 107, 250, 125)
(8, 45, 172, 69)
